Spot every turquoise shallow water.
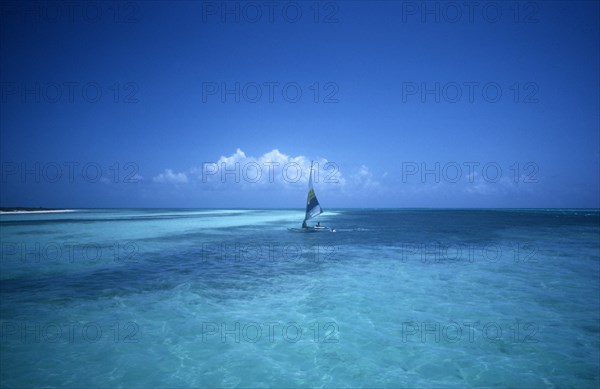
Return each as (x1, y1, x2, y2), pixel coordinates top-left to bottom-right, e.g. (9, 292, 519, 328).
(1, 209, 599, 388)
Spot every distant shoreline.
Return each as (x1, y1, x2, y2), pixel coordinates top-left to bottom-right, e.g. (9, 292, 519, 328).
(0, 208, 75, 214)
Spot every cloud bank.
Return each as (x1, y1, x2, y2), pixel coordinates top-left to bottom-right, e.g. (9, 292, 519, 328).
(153, 149, 354, 191)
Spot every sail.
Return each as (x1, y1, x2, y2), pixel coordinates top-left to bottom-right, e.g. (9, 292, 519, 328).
(304, 162, 323, 221)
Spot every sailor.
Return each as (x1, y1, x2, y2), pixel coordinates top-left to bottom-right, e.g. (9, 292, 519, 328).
(316, 222, 321, 227)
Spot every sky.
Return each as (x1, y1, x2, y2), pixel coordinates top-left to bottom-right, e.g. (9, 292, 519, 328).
(1, 0, 599, 208)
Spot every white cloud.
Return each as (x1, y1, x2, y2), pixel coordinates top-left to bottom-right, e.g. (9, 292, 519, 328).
(153, 169, 189, 184)
(153, 149, 384, 200)
(198, 148, 343, 189)
(217, 148, 247, 166)
(350, 165, 380, 190)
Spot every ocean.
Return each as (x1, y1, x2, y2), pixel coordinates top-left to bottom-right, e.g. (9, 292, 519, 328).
(0, 209, 598, 388)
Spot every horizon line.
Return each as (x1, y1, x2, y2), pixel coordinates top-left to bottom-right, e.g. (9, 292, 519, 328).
(1, 207, 599, 212)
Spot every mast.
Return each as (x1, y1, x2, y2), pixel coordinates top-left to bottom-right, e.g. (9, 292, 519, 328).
(303, 161, 322, 226)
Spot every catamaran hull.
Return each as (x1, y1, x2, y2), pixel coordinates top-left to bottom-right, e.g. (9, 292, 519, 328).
(288, 227, 334, 233)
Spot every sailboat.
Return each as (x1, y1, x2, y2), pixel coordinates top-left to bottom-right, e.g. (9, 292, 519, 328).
(288, 161, 333, 232)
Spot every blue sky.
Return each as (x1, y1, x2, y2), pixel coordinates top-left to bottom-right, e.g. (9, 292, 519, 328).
(1, 1, 598, 208)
